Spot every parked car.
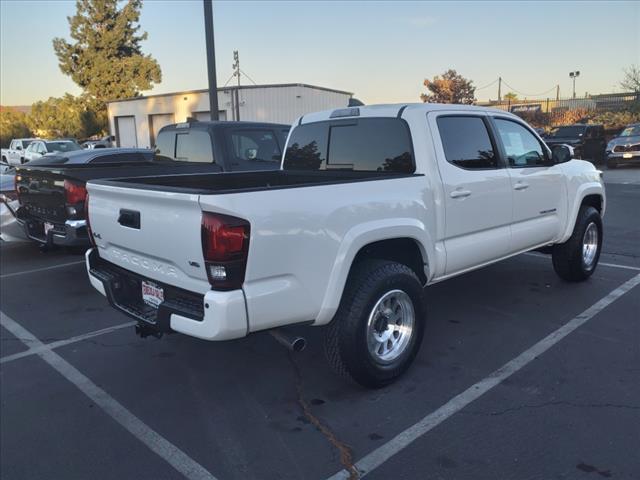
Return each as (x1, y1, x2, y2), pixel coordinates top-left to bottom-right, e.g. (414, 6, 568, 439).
(14, 121, 289, 249)
(605, 123, 640, 169)
(544, 124, 606, 164)
(1, 138, 38, 165)
(82, 135, 116, 149)
(23, 139, 83, 162)
(84, 104, 605, 388)
(0, 164, 26, 242)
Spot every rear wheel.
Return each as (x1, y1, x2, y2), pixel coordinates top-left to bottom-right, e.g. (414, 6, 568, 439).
(325, 259, 425, 388)
(552, 206, 602, 282)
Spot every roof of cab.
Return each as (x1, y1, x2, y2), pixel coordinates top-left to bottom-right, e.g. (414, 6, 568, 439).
(298, 103, 514, 125)
(159, 120, 291, 133)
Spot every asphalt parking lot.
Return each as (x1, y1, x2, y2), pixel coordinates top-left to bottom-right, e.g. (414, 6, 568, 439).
(1, 173, 639, 480)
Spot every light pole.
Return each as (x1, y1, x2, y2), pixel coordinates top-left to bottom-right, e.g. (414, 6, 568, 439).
(569, 71, 580, 99)
(203, 0, 219, 121)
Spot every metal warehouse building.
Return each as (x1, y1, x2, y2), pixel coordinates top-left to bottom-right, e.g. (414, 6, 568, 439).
(107, 83, 354, 148)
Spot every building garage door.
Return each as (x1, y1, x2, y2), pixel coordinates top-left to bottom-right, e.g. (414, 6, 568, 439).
(149, 113, 175, 148)
(194, 111, 227, 121)
(115, 116, 137, 148)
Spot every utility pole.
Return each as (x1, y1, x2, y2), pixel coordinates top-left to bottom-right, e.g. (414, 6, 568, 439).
(569, 71, 580, 99)
(556, 84, 560, 101)
(497, 77, 502, 103)
(232, 50, 241, 121)
(203, 0, 219, 121)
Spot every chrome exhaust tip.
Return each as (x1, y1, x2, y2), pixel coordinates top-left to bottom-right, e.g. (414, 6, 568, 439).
(269, 329, 306, 352)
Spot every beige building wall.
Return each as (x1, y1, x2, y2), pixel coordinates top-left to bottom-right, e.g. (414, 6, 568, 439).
(107, 84, 352, 148)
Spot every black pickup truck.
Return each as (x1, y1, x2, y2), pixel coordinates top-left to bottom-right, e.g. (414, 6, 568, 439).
(544, 124, 606, 164)
(13, 121, 289, 248)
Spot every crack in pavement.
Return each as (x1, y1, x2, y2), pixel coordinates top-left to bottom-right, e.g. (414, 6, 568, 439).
(288, 352, 360, 480)
(462, 400, 640, 417)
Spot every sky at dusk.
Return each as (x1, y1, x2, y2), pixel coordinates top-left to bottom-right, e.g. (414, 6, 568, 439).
(1, 0, 638, 106)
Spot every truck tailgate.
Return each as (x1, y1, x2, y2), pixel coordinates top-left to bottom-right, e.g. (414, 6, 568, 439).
(16, 169, 67, 223)
(87, 182, 210, 294)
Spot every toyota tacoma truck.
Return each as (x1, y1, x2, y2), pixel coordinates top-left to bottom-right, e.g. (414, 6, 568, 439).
(14, 121, 289, 249)
(85, 104, 605, 388)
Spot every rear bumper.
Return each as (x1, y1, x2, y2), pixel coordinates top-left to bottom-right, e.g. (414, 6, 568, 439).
(85, 249, 248, 341)
(17, 210, 89, 247)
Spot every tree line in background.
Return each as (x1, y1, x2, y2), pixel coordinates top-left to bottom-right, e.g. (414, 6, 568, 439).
(420, 66, 640, 132)
(1, 0, 160, 148)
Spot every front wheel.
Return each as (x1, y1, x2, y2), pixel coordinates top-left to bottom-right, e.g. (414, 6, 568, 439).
(325, 259, 425, 388)
(552, 206, 602, 282)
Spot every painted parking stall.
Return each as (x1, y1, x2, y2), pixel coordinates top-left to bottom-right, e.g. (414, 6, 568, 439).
(1, 178, 639, 479)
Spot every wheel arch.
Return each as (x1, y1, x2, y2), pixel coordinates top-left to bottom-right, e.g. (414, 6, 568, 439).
(559, 185, 605, 243)
(313, 220, 434, 326)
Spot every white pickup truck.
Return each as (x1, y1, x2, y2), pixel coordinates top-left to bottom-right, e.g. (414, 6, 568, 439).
(1, 138, 38, 165)
(85, 104, 605, 387)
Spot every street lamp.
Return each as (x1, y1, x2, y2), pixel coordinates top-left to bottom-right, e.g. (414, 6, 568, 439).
(569, 71, 580, 99)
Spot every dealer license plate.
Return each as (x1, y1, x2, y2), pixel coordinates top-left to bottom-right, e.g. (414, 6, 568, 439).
(141, 280, 164, 308)
(43, 222, 54, 235)
(623, 153, 633, 159)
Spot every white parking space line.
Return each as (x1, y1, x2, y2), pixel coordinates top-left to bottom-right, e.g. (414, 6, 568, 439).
(523, 252, 640, 271)
(327, 273, 640, 480)
(598, 262, 640, 272)
(0, 321, 135, 364)
(0, 312, 218, 480)
(0, 260, 85, 279)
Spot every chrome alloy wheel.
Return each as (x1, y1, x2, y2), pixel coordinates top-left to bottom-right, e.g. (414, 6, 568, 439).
(366, 290, 415, 365)
(582, 222, 599, 269)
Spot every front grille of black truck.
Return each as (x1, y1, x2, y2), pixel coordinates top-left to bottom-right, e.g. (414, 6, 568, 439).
(90, 255, 205, 324)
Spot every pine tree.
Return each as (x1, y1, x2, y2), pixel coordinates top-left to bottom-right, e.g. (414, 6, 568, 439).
(53, 0, 161, 103)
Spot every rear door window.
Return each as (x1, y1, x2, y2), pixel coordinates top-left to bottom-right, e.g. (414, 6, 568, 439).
(436, 116, 498, 169)
(284, 118, 414, 173)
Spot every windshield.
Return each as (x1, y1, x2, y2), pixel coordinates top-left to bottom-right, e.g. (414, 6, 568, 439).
(619, 125, 640, 137)
(550, 126, 586, 138)
(21, 140, 34, 148)
(551, 126, 587, 138)
(46, 141, 82, 153)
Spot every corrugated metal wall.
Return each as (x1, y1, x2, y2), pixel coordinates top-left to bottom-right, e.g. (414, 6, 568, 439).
(107, 85, 352, 148)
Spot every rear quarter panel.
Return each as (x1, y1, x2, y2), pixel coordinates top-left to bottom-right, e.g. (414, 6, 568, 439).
(200, 175, 435, 331)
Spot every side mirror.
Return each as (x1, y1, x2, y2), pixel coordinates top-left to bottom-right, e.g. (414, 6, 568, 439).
(16, 146, 22, 151)
(551, 144, 574, 164)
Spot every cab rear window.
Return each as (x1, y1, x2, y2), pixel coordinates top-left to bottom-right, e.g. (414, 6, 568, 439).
(284, 118, 415, 173)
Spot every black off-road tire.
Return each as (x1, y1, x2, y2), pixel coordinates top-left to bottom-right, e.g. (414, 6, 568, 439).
(552, 205, 602, 282)
(324, 259, 426, 388)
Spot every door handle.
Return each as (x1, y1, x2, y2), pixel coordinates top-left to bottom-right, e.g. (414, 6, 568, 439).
(118, 209, 140, 229)
(450, 189, 472, 199)
(514, 182, 529, 191)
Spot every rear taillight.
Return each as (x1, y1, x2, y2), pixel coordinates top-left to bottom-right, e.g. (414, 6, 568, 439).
(64, 179, 87, 205)
(85, 193, 96, 247)
(201, 212, 250, 290)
